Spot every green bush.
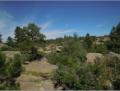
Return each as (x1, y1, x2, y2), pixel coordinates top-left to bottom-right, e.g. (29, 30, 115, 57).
(0, 46, 18, 51)
(92, 43, 108, 53)
(47, 40, 86, 66)
(5, 54, 23, 77)
(0, 52, 6, 68)
(53, 62, 110, 90)
(0, 46, 12, 51)
(48, 39, 120, 90)
(83, 33, 93, 52)
(0, 80, 20, 90)
(107, 22, 120, 53)
(20, 47, 44, 62)
(0, 52, 23, 90)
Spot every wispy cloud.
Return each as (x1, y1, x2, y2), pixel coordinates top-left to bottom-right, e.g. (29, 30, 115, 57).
(0, 10, 13, 31)
(0, 21, 6, 30)
(41, 21, 52, 30)
(40, 21, 78, 39)
(0, 10, 15, 41)
(96, 24, 104, 28)
(43, 29, 78, 39)
(0, 10, 13, 19)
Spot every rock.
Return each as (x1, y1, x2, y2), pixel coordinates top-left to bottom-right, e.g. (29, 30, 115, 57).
(109, 52, 120, 59)
(86, 53, 104, 63)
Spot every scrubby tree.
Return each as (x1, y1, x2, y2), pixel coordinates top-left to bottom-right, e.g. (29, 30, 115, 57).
(7, 36, 15, 47)
(6, 54, 22, 77)
(15, 23, 45, 44)
(14, 23, 46, 61)
(14, 26, 23, 43)
(73, 32, 78, 40)
(84, 33, 93, 51)
(107, 22, 120, 53)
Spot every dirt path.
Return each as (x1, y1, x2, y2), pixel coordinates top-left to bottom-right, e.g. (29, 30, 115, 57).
(17, 57, 58, 90)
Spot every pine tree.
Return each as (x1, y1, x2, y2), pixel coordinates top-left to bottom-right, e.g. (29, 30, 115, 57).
(108, 22, 120, 53)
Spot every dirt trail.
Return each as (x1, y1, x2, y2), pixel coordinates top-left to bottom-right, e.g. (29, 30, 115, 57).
(17, 57, 58, 90)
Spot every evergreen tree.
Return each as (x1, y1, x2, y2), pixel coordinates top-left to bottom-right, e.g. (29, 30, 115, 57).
(84, 33, 93, 51)
(108, 22, 120, 53)
(7, 36, 15, 47)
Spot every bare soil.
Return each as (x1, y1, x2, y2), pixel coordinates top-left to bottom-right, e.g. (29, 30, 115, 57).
(17, 57, 58, 90)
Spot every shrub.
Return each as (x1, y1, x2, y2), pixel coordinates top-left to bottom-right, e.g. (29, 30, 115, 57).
(107, 22, 120, 53)
(20, 47, 43, 62)
(0, 46, 18, 51)
(0, 52, 22, 90)
(47, 40, 86, 66)
(53, 62, 109, 90)
(92, 43, 108, 53)
(5, 54, 23, 77)
(48, 40, 91, 90)
(0, 52, 6, 68)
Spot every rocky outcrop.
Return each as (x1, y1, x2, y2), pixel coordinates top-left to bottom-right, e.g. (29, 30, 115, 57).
(86, 53, 104, 63)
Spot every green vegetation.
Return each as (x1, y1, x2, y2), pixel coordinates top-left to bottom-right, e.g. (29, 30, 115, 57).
(83, 33, 93, 51)
(92, 43, 108, 53)
(0, 22, 120, 90)
(46, 23, 120, 89)
(5, 23, 46, 61)
(107, 22, 120, 53)
(0, 52, 22, 90)
(6, 36, 15, 47)
(48, 40, 120, 90)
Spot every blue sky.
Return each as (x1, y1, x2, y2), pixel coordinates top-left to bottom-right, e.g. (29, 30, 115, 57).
(0, 1, 120, 41)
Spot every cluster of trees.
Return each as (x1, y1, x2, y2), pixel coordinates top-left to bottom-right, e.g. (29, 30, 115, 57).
(83, 33, 108, 53)
(6, 23, 46, 61)
(7, 23, 45, 48)
(83, 22, 120, 54)
(47, 22, 120, 89)
(0, 23, 46, 89)
(47, 35, 120, 90)
(47, 32, 108, 54)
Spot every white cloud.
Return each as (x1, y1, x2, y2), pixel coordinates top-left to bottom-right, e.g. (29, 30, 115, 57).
(0, 21, 6, 30)
(43, 29, 77, 39)
(0, 10, 13, 31)
(96, 24, 104, 28)
(0, 10, 14, 41)
(40, 21, 78, 39)
(40, 21, 52, 30)
(0, 10, 13, 19)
